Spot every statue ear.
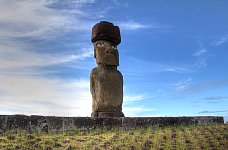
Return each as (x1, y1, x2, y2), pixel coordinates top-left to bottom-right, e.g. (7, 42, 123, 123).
(94, 48, 96, 58)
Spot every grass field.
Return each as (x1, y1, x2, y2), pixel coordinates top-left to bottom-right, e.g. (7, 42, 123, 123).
(0, 124, 227, 150)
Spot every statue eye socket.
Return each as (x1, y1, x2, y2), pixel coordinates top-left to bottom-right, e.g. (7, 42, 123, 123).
(111, 45, 117, 49)
(96, 43, 104, 47)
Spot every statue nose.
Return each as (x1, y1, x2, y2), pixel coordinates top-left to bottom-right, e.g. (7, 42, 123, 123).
(105, 47, 113, 54)
(105, 49, 110, 53)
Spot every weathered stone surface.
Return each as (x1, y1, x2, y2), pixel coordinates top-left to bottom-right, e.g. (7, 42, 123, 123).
(1, 114, 30, 130)
(90, 66, 123, 112)
(90, 21, 124, 117)
(91, 111, 124, 118)
(92, 21, 121, 45)
(0, 115, 224, 132)
(94, 40, 119, 66)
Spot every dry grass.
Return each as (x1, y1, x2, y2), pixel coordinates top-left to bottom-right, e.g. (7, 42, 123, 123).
(0, 124, 227, 150)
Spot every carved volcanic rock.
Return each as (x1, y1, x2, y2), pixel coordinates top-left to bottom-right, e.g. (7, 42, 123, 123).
(90, 66, 123, 112)
(90, 21, 124, 117)
(93, 40, 119, 66)
(92, 21, 121, 45)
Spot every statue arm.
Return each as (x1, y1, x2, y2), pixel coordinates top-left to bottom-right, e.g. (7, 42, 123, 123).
(90, 73, 94, 95)
(90, 68, 96, 96)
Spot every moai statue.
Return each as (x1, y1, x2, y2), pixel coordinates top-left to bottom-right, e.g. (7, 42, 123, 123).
(90, 21, 124, 117)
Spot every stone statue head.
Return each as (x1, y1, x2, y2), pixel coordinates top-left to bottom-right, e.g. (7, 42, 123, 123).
(91, 21, 121, 66)
(94, 40, 119, 66)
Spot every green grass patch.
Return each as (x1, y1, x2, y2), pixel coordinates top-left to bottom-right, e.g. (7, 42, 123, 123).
(0, 124, 227, 150)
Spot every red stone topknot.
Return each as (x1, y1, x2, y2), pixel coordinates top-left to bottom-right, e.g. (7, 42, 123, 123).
(91, 21, 121, 45)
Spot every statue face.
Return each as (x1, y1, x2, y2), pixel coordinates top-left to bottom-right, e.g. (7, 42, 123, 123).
(94, 40, 119, 66)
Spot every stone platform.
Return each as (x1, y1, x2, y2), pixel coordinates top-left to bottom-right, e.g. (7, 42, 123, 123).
(0, 115, 224, 132)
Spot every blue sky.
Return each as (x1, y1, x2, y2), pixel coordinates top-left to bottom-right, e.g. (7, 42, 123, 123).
(0, 0, 227, 121)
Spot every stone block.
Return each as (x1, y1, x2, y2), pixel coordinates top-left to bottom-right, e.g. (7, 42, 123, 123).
(0, 115, 224, 132)
(91, 112, 124, 118)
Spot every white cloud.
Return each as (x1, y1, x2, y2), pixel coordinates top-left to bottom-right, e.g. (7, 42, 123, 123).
(0, 0, 95, 40)
(124, 94, 149, 102)
(71, 0, 96, 4)
(123, 106, 155, 117)
(194, 58, 207, 68)
(193, 48, 207, 56)
(122, 92, 155, 117)
(173, 79, 228, 94)
(0, 74, 91, 116)
(198, 110, 228, 114)
(214, 37, 228, 46)
(125, 51, 209, 75)
(0, 0, 95, 75)
(0, 44, 93, 72)
(173, 78, 192, 92)
(119, 21, 152, 30)
(125, 57, 193, 75)
(164, 66, 192, 73)
(0, 0, 150, 40)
